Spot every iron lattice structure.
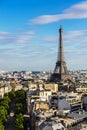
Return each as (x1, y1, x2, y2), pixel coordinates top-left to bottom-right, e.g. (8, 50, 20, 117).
(50, 26, 73, 83)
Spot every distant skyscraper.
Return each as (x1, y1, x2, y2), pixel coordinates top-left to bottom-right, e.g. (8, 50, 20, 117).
(50, 26, 73, 83)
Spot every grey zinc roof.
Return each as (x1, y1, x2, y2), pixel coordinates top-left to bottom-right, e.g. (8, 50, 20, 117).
(38, 118, 64, 130)
(39, 120, 53, 130)
(68, 111, 87, 121)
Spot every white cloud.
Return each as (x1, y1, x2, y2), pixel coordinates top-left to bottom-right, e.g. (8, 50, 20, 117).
(0, 31, 10, 40)
(42, 36, 57, 42)
(0, 30, 35, 44)
(0, 36, 5, 40)
(13, 30, 35, 43)
(41, 30, 87, 45)
(30, 15, 61, 24)
(63, 30, 87, 43)
(23, 31, 35, 35)
(0, 29, 87, 71)
(15, 35, 33, 43)
(0, 31, 10, 35)
(29, 1, 87, 24)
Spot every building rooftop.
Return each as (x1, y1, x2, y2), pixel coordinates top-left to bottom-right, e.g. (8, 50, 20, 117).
(68, 111, 87, 121)
(38, 117, 65, 130)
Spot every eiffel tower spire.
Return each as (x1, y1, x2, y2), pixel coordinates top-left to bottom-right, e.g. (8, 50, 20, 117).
(58, 26, 64, 62)
(50, 26, 73, 83)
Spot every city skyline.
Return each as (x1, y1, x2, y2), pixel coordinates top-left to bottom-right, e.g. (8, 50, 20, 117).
(0, 0, 87, 71)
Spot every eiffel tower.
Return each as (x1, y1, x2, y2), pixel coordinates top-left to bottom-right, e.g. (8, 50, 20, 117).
(50, 26, 73, 83)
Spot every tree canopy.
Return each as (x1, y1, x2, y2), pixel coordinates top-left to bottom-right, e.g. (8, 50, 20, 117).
(0, 106, 7, 123)
(15, 113, 24, 130)
(0, 121, 4, 130)
(15, 89, 26, 103)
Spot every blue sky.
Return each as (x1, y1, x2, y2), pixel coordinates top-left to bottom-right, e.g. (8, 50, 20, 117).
(0, 0, 87, 71)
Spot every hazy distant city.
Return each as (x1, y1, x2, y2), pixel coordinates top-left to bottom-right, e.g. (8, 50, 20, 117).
(0, 68, 87, 130)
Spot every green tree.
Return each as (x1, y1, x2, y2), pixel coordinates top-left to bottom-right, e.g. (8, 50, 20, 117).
(8, 91, 16, 102)
(15, 89, 25, 103)
(0, 121, 4, 130)
(15, 103, 23, 114)
(0, 101, 9, 110)
(0, 96, 11, 111)
(0, 106, 7, 123)
(15, 113, 24, 130)
(4, 96, 11, 104)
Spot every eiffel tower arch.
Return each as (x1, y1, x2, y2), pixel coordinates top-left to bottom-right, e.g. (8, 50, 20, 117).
(50, 26, 74, 90)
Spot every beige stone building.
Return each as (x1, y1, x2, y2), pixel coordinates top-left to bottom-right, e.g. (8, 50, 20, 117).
(44, 83, 58, 94)
(0, 85, 12, 98)
(35, 101, 49, 110)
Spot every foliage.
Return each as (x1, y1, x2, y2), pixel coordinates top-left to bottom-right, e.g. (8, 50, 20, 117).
(0, 106, 7, 123)
(0, 121, 4, 130)
(15, 89, 26, 103)
(8, 91, 16, 101)
(0, 101, 9, 110)
(15, 103, 23, 114)
(0, 89, 26, 129)
(15, 113, 24, 130)
(0, 96, 11, 111)
(0, 96, 10, 123)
